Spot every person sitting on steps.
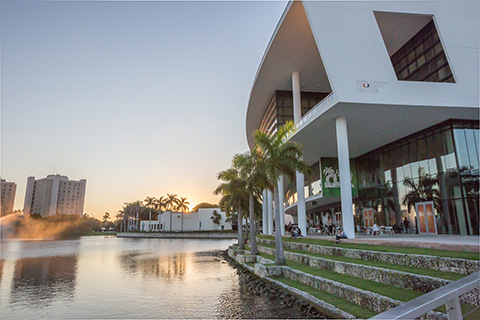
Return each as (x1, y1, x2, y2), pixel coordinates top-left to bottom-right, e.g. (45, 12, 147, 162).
(335, 228, 347, 243)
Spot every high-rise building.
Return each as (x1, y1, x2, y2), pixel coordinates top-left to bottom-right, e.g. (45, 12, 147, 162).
(246, 1, 479, 237)
(23, 174, 86, 217)
(1, 179, 17, 217)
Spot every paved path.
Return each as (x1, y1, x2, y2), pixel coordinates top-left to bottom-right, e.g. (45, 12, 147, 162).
(305, 234, 480, 252)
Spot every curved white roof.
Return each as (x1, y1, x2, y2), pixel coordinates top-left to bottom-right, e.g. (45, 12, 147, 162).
(245, 1, 331, 150)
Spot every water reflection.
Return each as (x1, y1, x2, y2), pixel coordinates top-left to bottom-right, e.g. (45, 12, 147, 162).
(119, 251, 188, 280)
(10, 255, 78, 307)
(1, 237, 315, 319)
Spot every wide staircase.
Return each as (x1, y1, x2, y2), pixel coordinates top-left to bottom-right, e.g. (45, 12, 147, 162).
(249, 236, 480, 319)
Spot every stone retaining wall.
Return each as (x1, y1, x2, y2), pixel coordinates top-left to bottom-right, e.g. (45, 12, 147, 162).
(227, 246, 447, 319)
(281, 265, 400, 314)
(226, 246, 355, 319)
(258, 245, 449, 293)
(257, 238, 480, 275)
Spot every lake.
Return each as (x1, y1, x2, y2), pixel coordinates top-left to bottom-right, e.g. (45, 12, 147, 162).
(0, 236, 311, 319)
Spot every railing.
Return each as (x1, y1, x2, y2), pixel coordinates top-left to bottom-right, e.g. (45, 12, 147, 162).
(295, 92, 336, 130)
(370, 271, 480, 320)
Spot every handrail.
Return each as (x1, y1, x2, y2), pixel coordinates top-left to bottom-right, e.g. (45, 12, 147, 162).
(295, 92, 336, 131)
(370, 271, 480, 320)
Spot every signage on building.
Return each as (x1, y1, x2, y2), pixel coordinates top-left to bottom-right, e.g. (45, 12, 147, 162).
(320, 157, 358, 198)
(356, 80, 389, 93)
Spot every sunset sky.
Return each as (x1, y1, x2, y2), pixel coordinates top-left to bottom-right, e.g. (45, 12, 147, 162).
(1, 0, 288, 218)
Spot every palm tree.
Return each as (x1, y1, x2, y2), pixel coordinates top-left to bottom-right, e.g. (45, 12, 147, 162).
(155, 196, 167, 232)
(211, 210, 221, 230)
(102, 212, 110, 228)
(165, 194, 179, 232)
(214, 164, 248, 250)
(234, 149, 268, 255)
(254, 121, 309, 265)
(177, 197, 190, 232)
(402, 167, 440, 213)
(144, 196, 156, 232)
(116, 211, 124, 231)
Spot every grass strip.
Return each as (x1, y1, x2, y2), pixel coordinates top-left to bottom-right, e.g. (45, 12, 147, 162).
(258, 242, 463, 281)
(462, 304, 480, 320)
(256, 251, 423, 302)
(273, 276, 377, 318)
(258, 235, 480, 261)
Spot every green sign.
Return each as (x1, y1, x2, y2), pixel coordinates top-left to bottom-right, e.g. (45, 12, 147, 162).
(321, 157, 357, 198)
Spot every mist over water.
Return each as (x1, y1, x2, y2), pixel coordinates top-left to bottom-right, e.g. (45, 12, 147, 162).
(0, 213, 76, 240)
(0, 237, 311, 319)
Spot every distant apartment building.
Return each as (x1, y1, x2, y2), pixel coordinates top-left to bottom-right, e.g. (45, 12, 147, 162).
(23, 174, 86, 217)
(1, 179, 17, 217)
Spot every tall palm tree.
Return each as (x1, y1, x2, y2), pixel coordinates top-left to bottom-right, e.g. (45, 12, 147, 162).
(102, 212, 110, 228)
(165, 194, 179, 232)
(144, 196, 156, 232)
(214, 164, 248, 250)
(254, 121, 309, 265)
(155, 196, 167, 232)
(177, 197, 190, 232)
(234, 149, 268, 255)
(116, 211, 124, 232)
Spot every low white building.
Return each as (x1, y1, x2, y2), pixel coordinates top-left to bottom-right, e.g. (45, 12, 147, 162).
(140, 208, 232, 232)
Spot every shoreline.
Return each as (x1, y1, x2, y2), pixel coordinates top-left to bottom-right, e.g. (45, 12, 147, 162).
(117, 231, 238, 239)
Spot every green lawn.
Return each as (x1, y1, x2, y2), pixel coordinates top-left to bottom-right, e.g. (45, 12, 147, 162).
(258, 235, 480, 261)
(257, 242, 464, 281)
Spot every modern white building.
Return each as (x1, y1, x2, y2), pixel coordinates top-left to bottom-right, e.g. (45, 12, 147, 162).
(1, 179, 17, 217)
(139, 208, 232, 232)
(23, 174, 87, 217)
(247, 1, 479, 238)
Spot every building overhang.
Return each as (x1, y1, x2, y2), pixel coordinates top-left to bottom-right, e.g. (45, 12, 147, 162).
(285, 194, 341, 216)
(291, 101, 479, 165)
(245, 0, 331, 150)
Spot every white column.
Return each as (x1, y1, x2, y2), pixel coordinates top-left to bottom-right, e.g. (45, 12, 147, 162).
(336, 116, 355, 239)
(292, 71, 302, 122)
(292, 71, 307, 236)
(262, 189, 268, 234)
(267, 189, 274, 235)
(278, 176, 285, 236)
(296, 172, 307, 236)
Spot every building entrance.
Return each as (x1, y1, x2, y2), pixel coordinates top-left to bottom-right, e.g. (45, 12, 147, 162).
(415, 201, 437, 234)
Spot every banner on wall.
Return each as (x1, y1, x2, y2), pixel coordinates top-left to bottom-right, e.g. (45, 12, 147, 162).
(320, 157, 358, 198)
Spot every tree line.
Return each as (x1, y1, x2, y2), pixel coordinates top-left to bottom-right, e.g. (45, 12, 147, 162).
(112, 194, 190, 232)
(214, 122, 308, 265)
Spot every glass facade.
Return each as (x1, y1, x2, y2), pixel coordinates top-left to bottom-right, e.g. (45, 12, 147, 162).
(355, 120, 478, 235)
(259, 90, 329, 135)
(390, 20, 454, 83)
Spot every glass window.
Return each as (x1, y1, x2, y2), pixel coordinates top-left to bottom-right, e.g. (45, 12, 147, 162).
(402, 144, 412, 179)
(453, 129, 470, 171)
(465, 129, 479, 169)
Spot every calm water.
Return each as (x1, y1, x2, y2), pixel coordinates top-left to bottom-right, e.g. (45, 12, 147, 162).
(0, 236, 309, 319)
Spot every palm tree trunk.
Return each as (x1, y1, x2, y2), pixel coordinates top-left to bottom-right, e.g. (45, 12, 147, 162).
(181, 212, 184, 232)
(170, 211, 172, 232)
(237, 203, 244, 250)
(249, 194, 259, 255)
(274, 185, 285, 265)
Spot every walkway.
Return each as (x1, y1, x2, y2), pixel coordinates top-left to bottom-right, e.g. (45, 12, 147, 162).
(305, 234, 480, 252)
